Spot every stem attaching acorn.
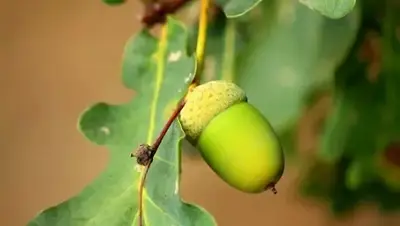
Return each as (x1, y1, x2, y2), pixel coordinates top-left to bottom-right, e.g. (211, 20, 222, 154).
(179, 80, 285, 194)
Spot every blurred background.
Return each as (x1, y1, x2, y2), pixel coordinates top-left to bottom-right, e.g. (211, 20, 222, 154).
(1, 0, 400, 225)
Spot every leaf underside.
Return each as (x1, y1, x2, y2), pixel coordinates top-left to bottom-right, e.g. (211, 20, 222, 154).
(299, 0, 357, 19)
(27, 17, 216, 226)
(215, 0, 263, 18)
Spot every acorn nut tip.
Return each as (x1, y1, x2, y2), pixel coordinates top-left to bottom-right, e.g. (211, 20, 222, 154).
(179, 80, 285, 194)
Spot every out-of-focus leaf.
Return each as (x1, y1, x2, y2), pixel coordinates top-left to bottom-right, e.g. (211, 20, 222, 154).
(318, 19, 391, 167)
(236, 1, 359, 132)
(300, 158, 362, 215)
(27, 17, 216, 226)
(345, 160, 377, 190)
(328, 158, 400, 214)
(215, 0, 263, 18)
(375, 3, 400, 193)
(200, 11, 247, 83)
(329, 158, 361, 215)
(310, 7, 360, 86)
(299, 0, 356, 19)
(318, 18, 377, 163)
(345, 161, 364, 190)
(317, 22, 389, 200)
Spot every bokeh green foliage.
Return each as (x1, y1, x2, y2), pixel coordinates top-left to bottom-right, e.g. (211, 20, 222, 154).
(300, 0, 400, 215)
(27, 0, 400, 225)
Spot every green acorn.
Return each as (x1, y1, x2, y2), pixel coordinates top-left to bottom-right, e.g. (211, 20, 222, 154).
(179, 80, 285, 193)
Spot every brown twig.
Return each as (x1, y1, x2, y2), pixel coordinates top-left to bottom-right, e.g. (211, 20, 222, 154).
(141, 0, 194, 28)
(132, 98, 187, 226)
(137, 164, 151, 226)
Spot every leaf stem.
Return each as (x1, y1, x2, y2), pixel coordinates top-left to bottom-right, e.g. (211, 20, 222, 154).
(152, 99, 187, 151)
(192, 0, 211, 85)
(137, 164, 150, 226)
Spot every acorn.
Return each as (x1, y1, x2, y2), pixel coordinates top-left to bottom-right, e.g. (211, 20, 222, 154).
(179, 80, 285, 193)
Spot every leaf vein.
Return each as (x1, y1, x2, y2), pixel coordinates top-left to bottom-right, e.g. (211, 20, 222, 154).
(154, 155, 174, 166)
(144, 192, 182, 226)
(147, 24, 169, 144)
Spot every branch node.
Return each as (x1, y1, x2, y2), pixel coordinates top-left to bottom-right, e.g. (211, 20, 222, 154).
(131, 144, 155, 166)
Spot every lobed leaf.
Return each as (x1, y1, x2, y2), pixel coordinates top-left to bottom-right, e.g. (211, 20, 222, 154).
(214, 0, 263, 18)
(299, 0, 356, 19)
(27, 17, 216, 226)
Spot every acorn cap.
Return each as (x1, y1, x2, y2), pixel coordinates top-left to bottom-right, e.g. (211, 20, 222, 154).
(180, 80, 247, 140)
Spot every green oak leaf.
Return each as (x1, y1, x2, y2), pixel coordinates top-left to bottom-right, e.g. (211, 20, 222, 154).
(214, 0, 262, 18)
(235, 1, 334, 131)
(310, 6, 360, 87)
(299, 0, 356, 19)
(27, 17, 216, 226)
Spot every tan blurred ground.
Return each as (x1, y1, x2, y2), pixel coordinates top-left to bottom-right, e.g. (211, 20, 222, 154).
(1, 0, 400, 225)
